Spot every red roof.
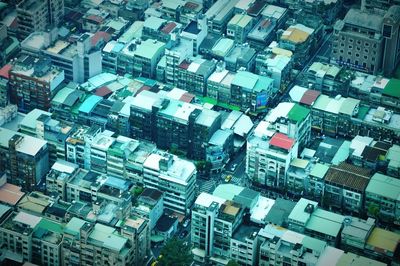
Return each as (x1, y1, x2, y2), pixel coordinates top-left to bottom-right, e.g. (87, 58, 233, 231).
(161, 22, 177, 34)
(0, 64, 12, 79)
(178, 60, 190, 70)
(95, 86, 112, 97)
(180, 92, 195, 103)
(91, 31, 111, 47)
(86, 15, 103, 24)
(134, 85, 151, 96)
(300, 90, 321, 105)
(269, 133, 294, 150)
(10, 18, 18, 29)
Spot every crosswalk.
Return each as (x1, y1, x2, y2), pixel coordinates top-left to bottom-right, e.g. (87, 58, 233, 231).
(198, 179, 216, 194)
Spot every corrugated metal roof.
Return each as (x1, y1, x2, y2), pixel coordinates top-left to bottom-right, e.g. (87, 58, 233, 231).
(269, 132, 294, 150)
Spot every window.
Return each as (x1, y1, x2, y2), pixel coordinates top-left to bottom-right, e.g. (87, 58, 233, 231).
(364, 49, 369, 53)
(383, 24, 392, 38)
(356, 53, 360, 57)
(355, 60, 358, 65)
(348, 51, 352, 55)
(364, 55, 368, 59)
(349, 45, 353, 49)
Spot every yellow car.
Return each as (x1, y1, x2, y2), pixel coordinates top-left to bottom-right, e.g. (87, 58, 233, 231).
(225, 175, 232, 182)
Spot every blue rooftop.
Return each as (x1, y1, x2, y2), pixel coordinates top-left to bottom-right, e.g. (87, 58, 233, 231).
(79, 95, 102, 114)
(105, 176, 131, 191)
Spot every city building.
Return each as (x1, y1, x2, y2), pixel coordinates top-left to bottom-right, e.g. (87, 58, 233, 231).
(176, 57, 216, 96)
(307, 62, 353, 97)
(247, 127, 299, 189)
(0, 127, 49, 191)
(365, 172, 400, 225)
(279, 23, 315, 68)
(205, 0, 239, 34)
(46, 160, 79, 199)
(9, 55, 65, 113)
(191, 192, 244, 264)
(133, 188, 164, 230)
(62, 217, 137, 265)
(255, 45, 292, 92)
(332, 6, 400, 76)
(142, 152, 196, 215)
(21, 32, 102, 83)
(0, 210, 64, 265)
(16, 0, 64, 40)
(324, 163, 371, 214)
(226, 13, 253, 43)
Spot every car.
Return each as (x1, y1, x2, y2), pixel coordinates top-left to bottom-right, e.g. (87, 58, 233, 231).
(183, 219, 190, 228)
(225, 175, 232, 182)
(179, 230, 189, 238)
(230, 164, 237, 172)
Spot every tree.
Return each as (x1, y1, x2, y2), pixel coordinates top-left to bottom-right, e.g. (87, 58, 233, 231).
(158, 237, 192, 266)
(226, 260, 240, 266)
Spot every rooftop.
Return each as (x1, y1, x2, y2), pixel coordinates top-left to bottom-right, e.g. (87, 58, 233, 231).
(0, 183, 25, 206)
(366, 227, 400, 253)
(288, 198, 318, 225)
(325, 162, 371, 191)
(269, 132, 295, 150)
(383, 79, 400, 99)
(344, 9, 383, 32)
(281, 24, 314, 44)
(0, 127, 47, 157)
(134, 39, 165, 60)
(366, 172, 400, 201)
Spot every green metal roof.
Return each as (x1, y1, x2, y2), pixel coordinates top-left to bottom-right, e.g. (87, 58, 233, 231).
(306, 210, 344, 237)
(312, 94, 330, 110)
(134, 39, 165, 60)
(356, 106, 370, 120)
(310, 163, 329, 179)
(302, 236, 326, 253)
(339, 98, 359, 116)
(64, 217, 86, 236)
(52, 87, 75, 104)
(287, 104, 310, 123)
(366, 173, 400, 200)
(36, 218, 64, 234)
(383, 79, 400, 99)
(213, 184, 244, 200)
(232, 71, 258, 89)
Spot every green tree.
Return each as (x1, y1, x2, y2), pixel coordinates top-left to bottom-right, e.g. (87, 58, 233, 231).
(158, 237, 192, 266)
(368, 203, 380, 218)
(226, 260, 240, 266)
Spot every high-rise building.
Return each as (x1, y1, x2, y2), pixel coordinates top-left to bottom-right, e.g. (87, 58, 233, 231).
(0, 127, 49, 191)
(9, 55, 65, 113)
(142, 152, 196, 215)
(16, 0, 64, 40)
(191, 192, 244, 264)
(332, 6, 400, 76)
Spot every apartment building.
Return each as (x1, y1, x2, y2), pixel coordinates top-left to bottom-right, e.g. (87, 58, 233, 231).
(62, 218, 135, 265)
(205, 0, 239, 34)
(133, 188, 164, 230)
(21, 32, 102, 83)
(0, 211, 64, 265)
(259, 223, 328, 266)
(288, 198, 345, 246)
(264, 102, 312, 149)
(291, 89, 400, 144)
(176, 57, 216, 96)
(132, 39, 166, 79)
(365, 173, 400, 225)
(279, 24, 315, 68)
(9, 55, 64, 113)
(18, 109, 73, 165)
(16, 0, 64, 40)
(0, 127, 49, 191)
(255, 46, 292, 92)
(230, 224, 260, 266)
(107, 135, 156, 183)
(65, 125, 102, 169)
(142, 152, 196, 215)
(247, 128, 298, 189)
(46, 160, 79, 199)
(307, 62, 353, 97)
(191, 192, 244, 264)
(332, 6, 400, 76)
(324, 163, 372, 214)
(228, 70, 274, 112)
(226, 14, 253, 43)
